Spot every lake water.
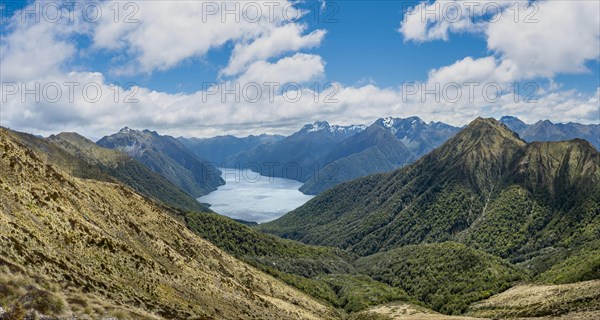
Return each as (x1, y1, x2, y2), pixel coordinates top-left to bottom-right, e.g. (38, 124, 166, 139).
(197, 168, 314, 223)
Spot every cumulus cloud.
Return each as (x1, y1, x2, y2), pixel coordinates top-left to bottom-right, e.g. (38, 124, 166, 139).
(236, 53, 325, 85)
(486, 1, 600, 79)
(401, 0, 600, 83)
(0, 8, 81, 81)
(427, 56, 518, 85)
(2, 69, 598, 139)
(91, 1, 324, 74)
(221, 23, 326, 77)
(399, 0, 501, 42)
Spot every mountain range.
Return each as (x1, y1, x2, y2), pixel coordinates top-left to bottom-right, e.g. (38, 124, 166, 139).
(3, 125, 522, 317)
(97, 127, 225, 197)
(1, 116, 599, 319)
(225, 121, 366, 181)
(300, 117, 460, 194)
(0, 126, 522, 318)
(228, 116, 597, 195)
(500, 115, 600, 149)
(87, 116, 598, 199)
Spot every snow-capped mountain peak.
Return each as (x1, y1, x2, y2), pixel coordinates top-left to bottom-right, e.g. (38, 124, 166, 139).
(381, 117, 397, 128)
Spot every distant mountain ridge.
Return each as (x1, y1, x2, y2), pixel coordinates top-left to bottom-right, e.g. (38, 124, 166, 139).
(300, 117, 460, 194)
(223, 116, 598, 195)
(500, 116, 600, 150)
(375, 116, 460, 156)
(298, 121, 366, 136)
(178, 134, 284, 165)
(97, 127, 224, 197)
(226, 121, 366, 181)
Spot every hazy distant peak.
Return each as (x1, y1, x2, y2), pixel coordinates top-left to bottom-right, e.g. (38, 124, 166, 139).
(300, 121, 365, 135)
(499, 115, 528, 132)
(331, 124, 367, 133)
(499, 115, 523, 122)
(303, 120, 331, 133)
(376, 116, 425, 127)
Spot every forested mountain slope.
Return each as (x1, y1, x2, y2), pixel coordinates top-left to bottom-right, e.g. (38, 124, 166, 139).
(260, 118, 600, 281)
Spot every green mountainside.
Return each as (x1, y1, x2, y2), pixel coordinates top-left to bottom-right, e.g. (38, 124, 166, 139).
(355, 242, 521, 315)
(178, 210, 411, 312)
(260, 118, 600, 283)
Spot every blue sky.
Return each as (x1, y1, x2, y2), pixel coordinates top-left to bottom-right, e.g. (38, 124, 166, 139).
(1, 0, 599, 137)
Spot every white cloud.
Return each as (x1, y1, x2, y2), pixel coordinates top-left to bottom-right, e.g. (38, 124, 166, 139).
(91, 1, 320, 74)
(0, 10, 79, 81)
(236, 53, 325, 85)
(402, 1, 600, 83)
(221, 23, 326, 77)
(399, 0, 497, 42)
(1, 0, 598, 140)
(2, 70, 597, 139)
(427, 56, 518, 85)
(486, 1, 600, 79)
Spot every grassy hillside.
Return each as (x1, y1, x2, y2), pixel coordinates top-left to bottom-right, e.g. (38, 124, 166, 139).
(0, 262, 161, 319)
(355, 242, 522, 315)
(3, 128, 410, 315)
(466, 280, 600, 318)
(0, 127, 336, 319)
